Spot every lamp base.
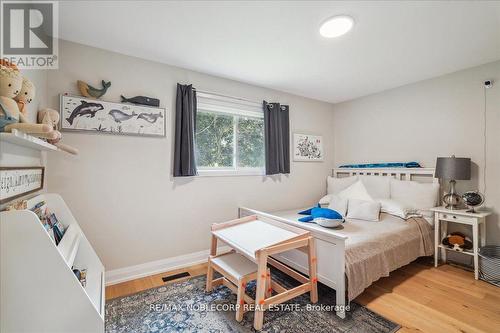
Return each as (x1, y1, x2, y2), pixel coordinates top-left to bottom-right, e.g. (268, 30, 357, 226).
(443, 192, 461, 210)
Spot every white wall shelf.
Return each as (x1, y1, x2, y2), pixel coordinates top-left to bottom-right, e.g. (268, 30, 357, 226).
(0, 193, 105, 332)
(0, 129, 57, 151)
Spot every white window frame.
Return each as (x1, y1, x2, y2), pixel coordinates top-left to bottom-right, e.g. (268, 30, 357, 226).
(195, 92, 265, 177)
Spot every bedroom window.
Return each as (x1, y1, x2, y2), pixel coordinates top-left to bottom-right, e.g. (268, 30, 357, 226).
(195, 92, 265, 176)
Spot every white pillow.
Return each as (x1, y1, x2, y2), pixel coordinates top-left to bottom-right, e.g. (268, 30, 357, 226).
(328, 195, 348, 217)
(338, 180, 373, 202)
(347, 199, 381, 221)
(319, 194, 332, 206)
(390, 179, 439, 210)
(379, 199, 422, 219)
(327, 176, 358, 195)
(358, 176, 391, 199)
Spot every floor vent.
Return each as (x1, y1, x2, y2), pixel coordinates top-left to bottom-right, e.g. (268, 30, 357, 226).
(162, 272, 190, 282)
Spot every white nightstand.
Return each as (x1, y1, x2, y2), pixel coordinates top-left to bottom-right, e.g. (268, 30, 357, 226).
(430, 207, 491, 279)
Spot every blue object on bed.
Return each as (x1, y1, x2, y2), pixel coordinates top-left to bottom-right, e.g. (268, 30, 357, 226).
(339, 162, 421, 168)
(298, 205, 343, 223)
(298, 204, 320, 216)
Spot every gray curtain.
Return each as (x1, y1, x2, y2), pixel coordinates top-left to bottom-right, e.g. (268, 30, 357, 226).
(263, 101, 290, 175)
(174, 84, 197, 177)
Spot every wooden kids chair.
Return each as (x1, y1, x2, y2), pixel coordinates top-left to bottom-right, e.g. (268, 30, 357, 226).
(206, 251, 272, 322)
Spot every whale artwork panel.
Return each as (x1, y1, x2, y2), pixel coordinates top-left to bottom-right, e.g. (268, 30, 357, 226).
(60, 94, 166, 137)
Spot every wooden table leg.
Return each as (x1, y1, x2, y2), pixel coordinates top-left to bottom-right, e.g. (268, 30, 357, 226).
(206, 235, 218, 292)
(210, 235, 218, 256)
(206, 259, 214, 292)
(235, 277, 245, 322)
(253, 251, 268, 331)
(307, 237, 318, 303)
(266, 268, 272, 298)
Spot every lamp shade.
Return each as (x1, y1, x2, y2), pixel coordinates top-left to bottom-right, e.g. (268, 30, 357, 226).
(435, 156, 471, 180)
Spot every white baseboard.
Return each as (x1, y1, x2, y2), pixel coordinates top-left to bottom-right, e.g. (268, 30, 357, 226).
(105, 246, 230, 286)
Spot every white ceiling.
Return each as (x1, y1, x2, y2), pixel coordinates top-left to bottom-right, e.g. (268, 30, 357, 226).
(59, 1, 500, 103)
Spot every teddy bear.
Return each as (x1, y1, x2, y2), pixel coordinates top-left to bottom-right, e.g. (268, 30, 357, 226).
(442, 232, 473, 252)
(0, 59, 19, 70)
(0, 61, 52, 135)
(14, 77, 36, 116)
(37, 108, 79, 155)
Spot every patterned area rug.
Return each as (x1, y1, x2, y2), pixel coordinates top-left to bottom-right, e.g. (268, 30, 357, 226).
(106, 271, 400, 333)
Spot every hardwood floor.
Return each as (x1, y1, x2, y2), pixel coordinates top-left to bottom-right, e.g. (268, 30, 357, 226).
(106, 258, 500, 333)
(105, 263, 208, 300)
(356, 258, 500, 333)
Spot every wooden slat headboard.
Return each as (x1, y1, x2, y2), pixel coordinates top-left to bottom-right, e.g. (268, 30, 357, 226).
(332, 167, 438, 183)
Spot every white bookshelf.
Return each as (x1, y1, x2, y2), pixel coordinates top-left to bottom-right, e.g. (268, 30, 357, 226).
(0, 193, 105, 332)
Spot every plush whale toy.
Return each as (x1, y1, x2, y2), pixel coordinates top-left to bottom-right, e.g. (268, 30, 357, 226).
(298, 204, 344, 228)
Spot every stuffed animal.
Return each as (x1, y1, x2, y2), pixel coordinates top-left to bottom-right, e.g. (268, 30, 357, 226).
(0, 59, 18, 70)
(442, 232, 473, 252)
(14, 77, 36, 116)
(298, 204, 344, 228)
(0, 61, 51, 135)
(37, 108, 79, 155)
(5, 199, 28, 211)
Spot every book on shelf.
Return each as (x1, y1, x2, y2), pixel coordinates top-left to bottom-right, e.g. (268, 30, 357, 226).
(72, 268, 87, 288)
(30, 201, 67, 245)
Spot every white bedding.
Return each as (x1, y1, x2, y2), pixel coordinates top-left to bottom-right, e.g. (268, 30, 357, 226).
(267, 208, 434, 300)
(268, 208, 427, 247)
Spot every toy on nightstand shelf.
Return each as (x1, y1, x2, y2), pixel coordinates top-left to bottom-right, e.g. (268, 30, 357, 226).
(37, 108, 79, 155)
(442, 232, 473, 252)
(0, 60, 52, 136)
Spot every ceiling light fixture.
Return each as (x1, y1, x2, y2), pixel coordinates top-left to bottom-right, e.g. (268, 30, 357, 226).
(319, 15, 354, 38)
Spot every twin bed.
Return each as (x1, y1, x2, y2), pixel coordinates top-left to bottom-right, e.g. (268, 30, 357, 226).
(239, 167, 437, 318)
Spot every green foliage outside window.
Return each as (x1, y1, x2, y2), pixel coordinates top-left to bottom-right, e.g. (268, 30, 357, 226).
(195, 111, 264, 169)
(196, 112, 234, 167)
(237, 116, 264, 168)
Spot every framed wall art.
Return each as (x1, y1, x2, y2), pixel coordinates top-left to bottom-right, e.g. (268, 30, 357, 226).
(293, 133, 324, 162)
(60, 94, 166, 137)
(0, 167, 45, 204)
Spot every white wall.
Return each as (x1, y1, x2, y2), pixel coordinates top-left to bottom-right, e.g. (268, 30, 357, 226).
(45, 41, 335, 271)
(333, 60, 500, 245)
(44, 40, 499, 274)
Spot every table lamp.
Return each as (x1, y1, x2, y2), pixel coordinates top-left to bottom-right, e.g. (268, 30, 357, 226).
(435, 156, 471, 209)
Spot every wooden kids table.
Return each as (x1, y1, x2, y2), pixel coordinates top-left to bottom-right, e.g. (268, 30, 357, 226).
(208, 215, 318, 330)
